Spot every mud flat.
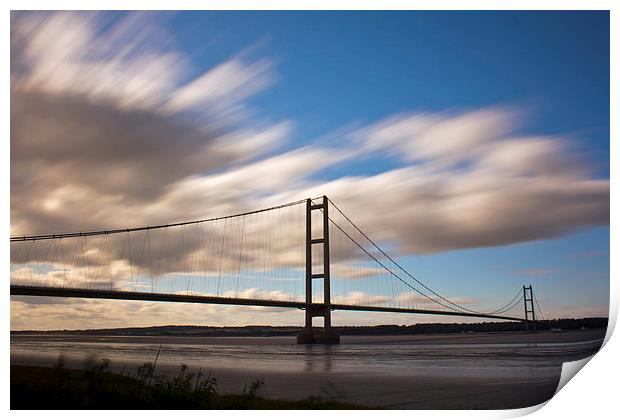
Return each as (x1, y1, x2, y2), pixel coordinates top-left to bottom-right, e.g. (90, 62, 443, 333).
(11, 328, 605, 409)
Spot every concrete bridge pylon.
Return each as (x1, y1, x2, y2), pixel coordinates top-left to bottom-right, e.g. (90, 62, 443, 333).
(296, 196, 340, 344)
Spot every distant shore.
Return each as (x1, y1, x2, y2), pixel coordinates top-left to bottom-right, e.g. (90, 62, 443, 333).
(10, 317, 608, 338)
(10, 328, 608, 346)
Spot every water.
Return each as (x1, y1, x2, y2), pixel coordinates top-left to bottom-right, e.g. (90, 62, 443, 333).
(11, 331, 604, 409)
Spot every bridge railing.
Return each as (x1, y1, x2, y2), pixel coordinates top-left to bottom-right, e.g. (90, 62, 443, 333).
(10, 196, 535, 320)
(10, 200, 309, 304)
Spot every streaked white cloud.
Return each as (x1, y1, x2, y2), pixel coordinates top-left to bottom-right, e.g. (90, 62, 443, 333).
(13, 12, 607, 256)
(12, 12, 183, 111)
(292, 108, 608, 253)
(10, 296, 302, 330)
(165, 59, 274, 114)
(356, 108, 516, 165)
(9, 11, 609, 328)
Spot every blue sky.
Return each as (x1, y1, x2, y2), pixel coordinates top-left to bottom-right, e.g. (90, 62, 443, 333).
(171, 10, 610, 316)
(169, 11, 610, 175)
(10, 11, 610, 328)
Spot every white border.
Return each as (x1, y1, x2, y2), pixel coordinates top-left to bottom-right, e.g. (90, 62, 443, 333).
(3, 2, 617, 419)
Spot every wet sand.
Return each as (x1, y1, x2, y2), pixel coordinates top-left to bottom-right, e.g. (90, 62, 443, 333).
(11, 329, 605, 409)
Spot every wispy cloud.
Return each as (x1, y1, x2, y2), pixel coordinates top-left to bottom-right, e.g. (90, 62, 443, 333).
(9, 12, 610, 328)
(9, 297, 301, 330)
(164, 58, 274, 116)
(11, 12, 609, 255)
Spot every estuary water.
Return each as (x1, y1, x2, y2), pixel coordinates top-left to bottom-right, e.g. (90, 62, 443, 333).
(10, 330, 605, 409)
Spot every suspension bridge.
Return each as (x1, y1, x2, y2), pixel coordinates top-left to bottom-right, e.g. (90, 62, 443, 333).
(10, 196, 544, 343)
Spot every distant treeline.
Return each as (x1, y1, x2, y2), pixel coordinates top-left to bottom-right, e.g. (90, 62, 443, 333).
(335, 318, 608, 336)
(11, 317, 608, 337)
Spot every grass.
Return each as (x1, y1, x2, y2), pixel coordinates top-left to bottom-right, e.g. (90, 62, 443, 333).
(11, 357, 369, 409)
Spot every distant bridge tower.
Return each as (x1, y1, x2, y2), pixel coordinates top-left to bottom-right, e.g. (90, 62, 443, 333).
(10, 194, 537, 342)
(296, 196, 340, 344)
(523, 284, 536, 331)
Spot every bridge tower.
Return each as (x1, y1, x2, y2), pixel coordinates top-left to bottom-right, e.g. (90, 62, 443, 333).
(523, 284, 536, 331)
(296, 196, 341, 344)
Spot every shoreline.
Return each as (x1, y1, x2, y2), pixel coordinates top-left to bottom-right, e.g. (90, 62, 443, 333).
(10, 361, 563, 409)
(11, 329, 604, 409)
(10, 328, 607, 346)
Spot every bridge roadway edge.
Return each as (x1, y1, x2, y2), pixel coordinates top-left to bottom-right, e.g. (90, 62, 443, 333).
(10, 285, 524, 324)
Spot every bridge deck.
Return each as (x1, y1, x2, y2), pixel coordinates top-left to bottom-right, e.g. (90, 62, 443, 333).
(10, 285, 524, 322)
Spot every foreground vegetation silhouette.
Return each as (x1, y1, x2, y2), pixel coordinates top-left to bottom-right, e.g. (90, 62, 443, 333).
(11, 356, 366, 409)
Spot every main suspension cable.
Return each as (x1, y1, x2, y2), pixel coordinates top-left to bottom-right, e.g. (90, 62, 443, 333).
(325, 197, 525, 316)
(534, 294, 546, 320)
(11, 199, 307, 242)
